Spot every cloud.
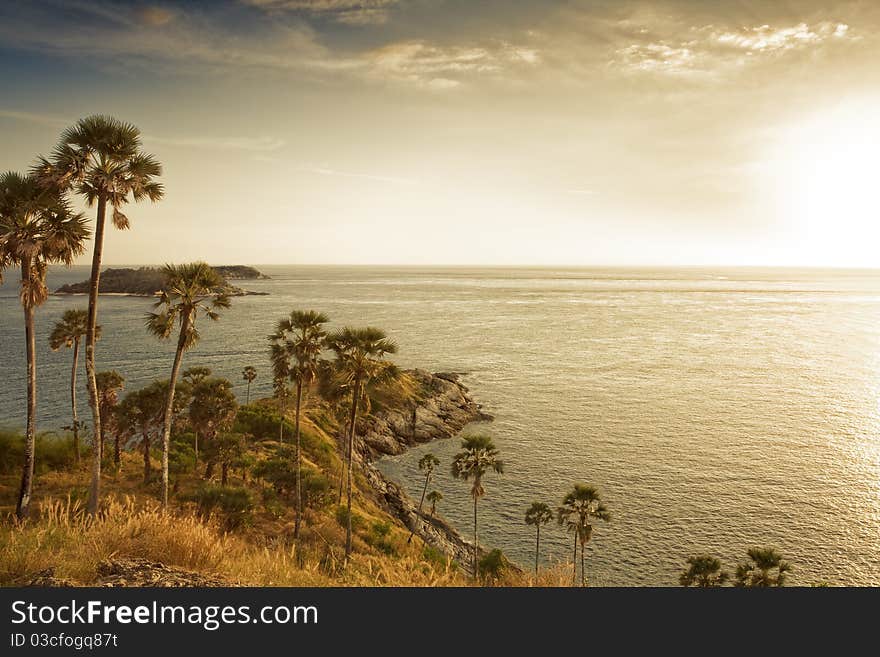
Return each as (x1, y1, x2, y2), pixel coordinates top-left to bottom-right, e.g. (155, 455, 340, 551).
(0, 109, 69, 127)
(145, 135, 286, 152)
(361, 39, 540, 87)
(243, 0, 400, 25)
(613, 21, 855, 76)
(136, 6, 175, 27)
(302, 165, 417, 185)
(0, 108, 285, 152)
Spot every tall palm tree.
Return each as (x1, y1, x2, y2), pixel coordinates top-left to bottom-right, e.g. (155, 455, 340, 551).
(146, 262, 230, 508)
(557, 484, 611, 587)
(0, 171, 88, 519)
(735, 547, 791, 587)
(408, 452, 440, 543)
(95, 370, 124, 466)
(680, 555, 729, 587)
(327, 326, 398, 560)
(34, 115, 163, 515)
(525, 502, 554, 576)
(270, 310, 329, 540)
(426, 490, 442, 517)
(242, 366, 257, 404)
(49, 309, 101, 465)
(450, 434, 504, 580)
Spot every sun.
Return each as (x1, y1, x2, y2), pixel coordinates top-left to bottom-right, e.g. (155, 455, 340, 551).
(771, 97, 880, 266)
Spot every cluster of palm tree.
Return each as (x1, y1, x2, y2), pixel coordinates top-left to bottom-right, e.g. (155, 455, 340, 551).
(1, 115, 163, 520)
(266, 311, 398, 559)
(680, 548, 791, 587)
(525, 484, 611, 586)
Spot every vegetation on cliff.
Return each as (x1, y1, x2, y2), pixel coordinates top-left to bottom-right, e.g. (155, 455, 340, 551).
(55, 266, 267, 296)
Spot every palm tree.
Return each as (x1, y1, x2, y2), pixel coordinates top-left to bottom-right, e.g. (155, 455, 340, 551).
(735, 547, 791, 587)
(680, 555, 729, 587)
(557, 484, 611, 587)
(95, 370, 124, 466)
(327, 326, 398, 561)
(182, 366, 211, 386)
(146, 262, 230, 508)
(270, 310, 329, 540)
(242, 366, 257, 404)
(426, 490, 442, 517)
(450, 434, 504, 580)
(0, 171, 88, 519)
(34, 115, 163, 515)
(49, 309, 101, 465)
(408, 452, 440, 543)
(525, 502, 554, 576)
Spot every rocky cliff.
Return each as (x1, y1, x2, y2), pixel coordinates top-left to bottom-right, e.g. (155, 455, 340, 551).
(356, 369, 496, 572)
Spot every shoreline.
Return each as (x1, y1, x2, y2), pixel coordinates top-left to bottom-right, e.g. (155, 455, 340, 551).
(354, 369, 495, 572)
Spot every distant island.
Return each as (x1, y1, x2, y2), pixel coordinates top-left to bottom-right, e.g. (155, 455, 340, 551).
(55, 266, 270, 297)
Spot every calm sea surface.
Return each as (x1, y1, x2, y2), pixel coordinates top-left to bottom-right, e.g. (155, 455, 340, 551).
(2, 266, 879, 586)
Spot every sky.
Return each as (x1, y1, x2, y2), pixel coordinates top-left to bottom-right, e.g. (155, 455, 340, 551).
(1, 0, 879, 267)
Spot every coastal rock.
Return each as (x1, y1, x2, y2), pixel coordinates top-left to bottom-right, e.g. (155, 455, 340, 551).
(359, 369, 493, 459)
(95, 558, 227, 587)
(357, 369, 498, 573)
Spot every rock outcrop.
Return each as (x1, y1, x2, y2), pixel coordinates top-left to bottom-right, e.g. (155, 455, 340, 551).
(24, 559, 227, 587)
(359, 369, 493, 459)
(357, 369, 495, 572)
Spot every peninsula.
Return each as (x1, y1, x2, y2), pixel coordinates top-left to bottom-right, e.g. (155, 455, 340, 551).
(55, 266, 269, 297)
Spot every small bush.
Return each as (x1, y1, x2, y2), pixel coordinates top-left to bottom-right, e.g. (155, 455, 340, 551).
(0, 431, 78, 474)
(364, 521, 397, 556)
(188, 485, 254, 530)
(478, 549, 507, 583)
(301, 469, 332, 510)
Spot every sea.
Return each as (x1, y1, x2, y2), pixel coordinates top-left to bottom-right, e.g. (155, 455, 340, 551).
(1, 265, 879, 586)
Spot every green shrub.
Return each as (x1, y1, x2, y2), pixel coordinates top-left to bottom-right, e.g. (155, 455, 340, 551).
(187, 485, 254, 530)
(422, 544, 455, 571)
(478, 549, 507, 583)
(364, 520, 397, 555)
(234, 406, 292, 442)
(0, 431, 78, 474)
(334, 505, 363, 531)
(301, 468, 332, 510)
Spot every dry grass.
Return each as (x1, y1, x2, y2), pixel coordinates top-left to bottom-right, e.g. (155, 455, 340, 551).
(0, 496, 332, 586)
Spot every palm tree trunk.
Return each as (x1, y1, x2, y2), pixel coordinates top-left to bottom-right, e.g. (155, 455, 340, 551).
(473, 494, 479, 581)
(113, 431, 121, 470)
(344, 379, 361, 561)
(193, 432, 199, 471)
(15, 282, 37, 520)
(407, 471, 431, 544)
(70, 338, 80, 465)
(143, 433, 151, 483)
(535, 525, 540, 576)
(294, 379, 303, 540)
(221, 462, 229, 486)
(572, 531, 578, 586)
(160, 313, 190, 509)
(278, 393, 285, 443)
(86, 195, 107, 516)
(581, 542, 586, 587)
(246, 381, 251, 405)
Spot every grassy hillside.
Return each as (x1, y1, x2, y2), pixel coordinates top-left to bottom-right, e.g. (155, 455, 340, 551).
(0, 396, 564, 587)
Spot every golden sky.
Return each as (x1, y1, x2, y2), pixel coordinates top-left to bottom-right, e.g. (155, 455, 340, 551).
(1, 1, 879, 266)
